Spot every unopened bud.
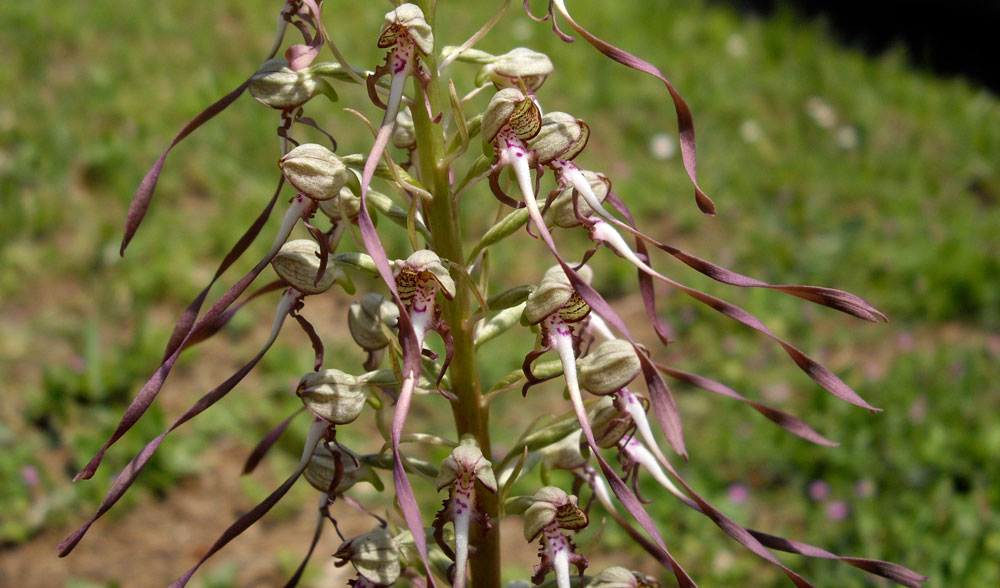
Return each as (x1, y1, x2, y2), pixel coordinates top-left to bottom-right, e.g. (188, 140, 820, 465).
(523, 486, 588, 541)
(392, 108, 416, 150)
(544, 170, 611, 228)
(482, 88, 542, 148)
(317, 185, 362, 221)
(589, 397, 633, 449)
(524, 265, 593, 325)
(589, 566, 659, 588)
(271, 239, 345, 294)
(249, 58, 336, 110)
(378, 3, 433, 55)
(349, 293, 398, 351)
(279, 143, 349, 201)
(335, 528, 402, 587)
(529, 112, 590, 165)
(304, 442, 378, 495)
(541, 429, 587, 471)
(578, 339, 641, 395)
(297, 369, 369, 425)
(475, 47, 553, 92)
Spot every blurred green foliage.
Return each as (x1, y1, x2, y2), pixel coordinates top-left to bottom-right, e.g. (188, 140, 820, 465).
(1, 0, 997, 586)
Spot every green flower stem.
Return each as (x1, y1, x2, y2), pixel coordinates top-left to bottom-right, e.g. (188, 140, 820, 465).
(412, 4, 499, 587)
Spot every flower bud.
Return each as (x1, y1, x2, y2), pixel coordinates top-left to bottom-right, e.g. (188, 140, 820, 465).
(394, 249, 456, 302)
(544, 170, 611, 228)
(523, 486, 588, 542)
(437, 436, 497, 493)
(589, 397, 633, 449)
(392, 108, 416, 150)
(271, 239, 345, 294)
(378, 3, 433, 55)
(540, 429, 587, 471)
(279, 143, 349, 201)
(529, 112, 590, 165)
(335, 528, 402, 587)
(317, 185, 362, 221)
(248, 58, 335, 110)
(475, 47, 554, 92)
(524, 265, 593, 325)
(482, 88, 542, 147)
(304, 442, 377, 494)
(589, 566, 659, 588)
(578, 339, 641, 395)
(349, 293, 397, 351)
(297, 369, 369, 425)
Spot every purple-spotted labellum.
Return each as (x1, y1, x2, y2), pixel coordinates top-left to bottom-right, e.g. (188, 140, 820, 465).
(523, 487, 589, 588)
(433, 436, 497, 588)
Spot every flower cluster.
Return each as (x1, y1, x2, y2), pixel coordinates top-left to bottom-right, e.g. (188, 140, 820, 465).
(60, 2, 925, 588)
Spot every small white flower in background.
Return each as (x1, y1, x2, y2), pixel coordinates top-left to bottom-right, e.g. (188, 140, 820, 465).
(739, 119, 764, 143)
(725, 33, 748, 58)
(836, 124, 859, 149)
(805, 96, 837, 128)
(648, 132, 676, 160)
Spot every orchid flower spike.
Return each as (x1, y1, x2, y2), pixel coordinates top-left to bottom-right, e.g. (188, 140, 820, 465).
(523, 486, 589, 588)
(433, 436, 497, 588)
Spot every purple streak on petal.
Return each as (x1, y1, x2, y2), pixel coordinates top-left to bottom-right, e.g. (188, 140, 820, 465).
(291, 308, 325, 371)
(295, 116, 338, 151)
(120, 80, 251, 256)
(488, 164, 526, 208)
(163, 178, 285, 360)
(282, 501, 327, 588)
(243, 408, 305, 475)
(522, 0, 549, 22)
(549, 0, 714, 215)
(605, 195, 886, 323)
(553, 337, 696, 587)
(59, 293, 297, 556)
(746, 529, 927, 587)
(356, 63, 436, 585)
(78, 197, 309, 481)
(518, 189, 694, 587)
(603, 191, 673, 345)
(168, 452, 313, 588)
(656, 363, 837, 446)
(286, 42, 321, 71)
(183, 280, 288, 352)
(592, 219, 879, 412)
(516, 171, 687, 457)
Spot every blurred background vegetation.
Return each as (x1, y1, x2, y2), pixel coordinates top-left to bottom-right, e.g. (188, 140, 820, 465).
(1, 0, 997, 586)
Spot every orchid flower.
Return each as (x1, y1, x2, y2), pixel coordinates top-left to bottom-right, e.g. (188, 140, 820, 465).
(433, 436, 497, 588)
(523, 487, 589, 588)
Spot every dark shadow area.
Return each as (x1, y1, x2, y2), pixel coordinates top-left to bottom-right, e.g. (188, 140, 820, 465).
(720, 0, 999, 93)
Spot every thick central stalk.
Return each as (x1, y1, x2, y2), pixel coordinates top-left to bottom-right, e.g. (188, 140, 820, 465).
(410, 5, 499, 586)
